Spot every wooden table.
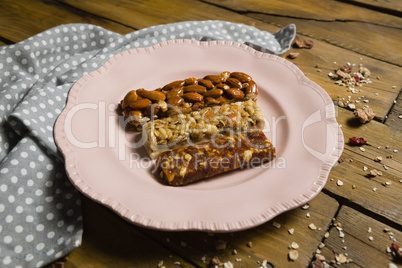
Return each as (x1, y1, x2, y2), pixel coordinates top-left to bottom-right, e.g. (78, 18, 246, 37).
(1, 0, 401, 267)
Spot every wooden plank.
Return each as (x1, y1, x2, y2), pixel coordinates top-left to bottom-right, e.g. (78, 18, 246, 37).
(256, 15, 402, 66)
(204, 0, 402, 66)
(141, 193, 339, 267)
(62, 196, 194, 267)
(0, 0, 134, 44)
(385, 90, 402, 133)
(204, 0, 401, 25)
(325, 107, 402, 225)
(343, 0, 402, 14)
(57, 0, 285, 38)
(319, 206, 401, 267)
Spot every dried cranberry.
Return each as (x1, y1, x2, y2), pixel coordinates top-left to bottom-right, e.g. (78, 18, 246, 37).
(354, 74, 360, 83)
(349, 137, 367, 145)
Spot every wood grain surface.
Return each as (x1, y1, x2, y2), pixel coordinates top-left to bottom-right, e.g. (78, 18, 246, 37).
(1, 0, 401, 267)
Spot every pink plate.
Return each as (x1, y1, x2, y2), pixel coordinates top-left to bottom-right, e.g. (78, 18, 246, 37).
(54, 40, 344, 232)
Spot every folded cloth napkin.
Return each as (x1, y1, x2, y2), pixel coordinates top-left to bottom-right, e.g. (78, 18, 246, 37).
(0, 20, 295, 267)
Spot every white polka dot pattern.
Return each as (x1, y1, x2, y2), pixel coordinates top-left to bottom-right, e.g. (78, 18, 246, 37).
(0, 21, 295, 267)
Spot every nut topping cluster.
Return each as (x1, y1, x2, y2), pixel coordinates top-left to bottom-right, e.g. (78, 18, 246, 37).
(119, 71, 258, 129)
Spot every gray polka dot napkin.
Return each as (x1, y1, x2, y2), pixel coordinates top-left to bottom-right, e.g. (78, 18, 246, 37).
(0, 20, 295, 267)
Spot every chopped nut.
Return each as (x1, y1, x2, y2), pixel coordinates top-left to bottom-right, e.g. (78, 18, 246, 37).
(290, 242, 299, 249)
(374, 156, 383, 162)
(287, 52, 300, 59)
(179, 166, 187, 177)
(210, 256, 221, 266)
(369, 169, 382, 177)
(293, 36, 314, 49)
(246, 241, 252, 248)
(353, 107, 375, 123)
(301, 204, 310, 210)
(315, 254, 326, 261)
(363, 166, 368, 171)
(215, 239, 227, 250)
(272, 222, 281, 229)
(288, 228, 295, 235)
(335, 253, 347, 264)
(336, 179, 344, 186)
(243, 150, 253, 162)
(288, 250, 299, 261)
(309, 223, 317, 230)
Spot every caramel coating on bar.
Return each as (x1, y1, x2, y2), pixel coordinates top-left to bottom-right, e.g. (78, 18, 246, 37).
(119, 72, 258, 130)
(155, 130, 275, 186)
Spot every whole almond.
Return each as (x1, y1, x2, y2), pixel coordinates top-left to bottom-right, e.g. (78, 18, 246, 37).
(191, 101, 205, 110)
(183, 85, 207, 93)
(226, 88, 245, 100)
(184, 77, 198, 85)
(226, 78, 242, 89)
(138, 89, 166, 101)
(215, 83, 230, 90)
(204, 75, 225, 84)
(230, 72, 252, 83)
(167, 106, 192, 116)
(220, 71, 231, 79)
(167, 96, 184, 106)
(183, 92, 204, 102)
(197, 79, 214, 89)
(162, 80, 185, 91)
(122, 90, 138, 109)
(127, 110, 143, 121)
(216, 96, 229, 104)
(129, 98, 152, 109)
(143, 103, 160, 118)
(203, 88, 223, 98)
(244, 80, 258, 100)
(205, 97, 220, 105)
(166, 87, 183, 100)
